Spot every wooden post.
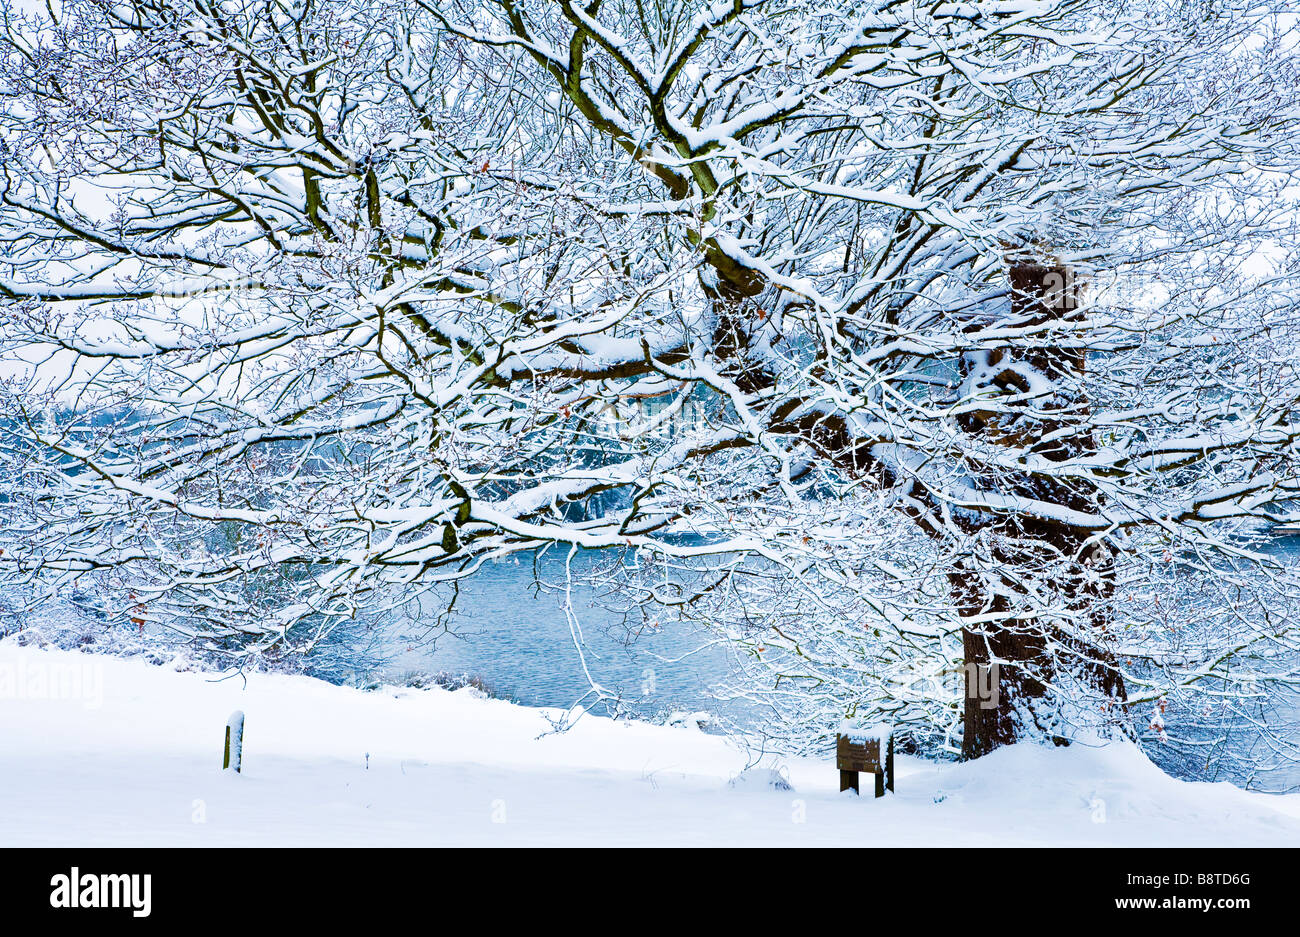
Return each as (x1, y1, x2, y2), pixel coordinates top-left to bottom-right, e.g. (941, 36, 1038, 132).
(223, 710, 244, 773)
(839, 769, 859, 794)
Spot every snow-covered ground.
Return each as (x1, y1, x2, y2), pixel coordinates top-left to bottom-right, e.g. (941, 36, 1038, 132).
(2, 641, 1298, 846)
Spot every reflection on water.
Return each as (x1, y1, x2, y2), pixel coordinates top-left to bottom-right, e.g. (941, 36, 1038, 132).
(344, 536, 1300, 787)
(370, 550, 739, 721)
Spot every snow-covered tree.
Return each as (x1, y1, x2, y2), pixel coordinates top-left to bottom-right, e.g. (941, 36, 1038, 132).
(2, 0, 1299, 761)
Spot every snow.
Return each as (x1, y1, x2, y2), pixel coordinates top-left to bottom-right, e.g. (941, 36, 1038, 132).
(839, 719, 892, 745)
(2, 642, 1298, 846)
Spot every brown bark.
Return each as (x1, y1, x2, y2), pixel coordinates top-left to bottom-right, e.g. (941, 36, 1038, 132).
(955, 259, 1126, 758)
(705, 251, 1125, 758)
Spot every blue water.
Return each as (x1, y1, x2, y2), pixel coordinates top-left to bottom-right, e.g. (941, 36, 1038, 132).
(349, 536, 1300, 788)
(378, 537, 1300, 700)
(366, 550, 740, 720)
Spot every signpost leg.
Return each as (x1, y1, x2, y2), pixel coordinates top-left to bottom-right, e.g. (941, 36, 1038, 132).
(839, 769, 859, 794)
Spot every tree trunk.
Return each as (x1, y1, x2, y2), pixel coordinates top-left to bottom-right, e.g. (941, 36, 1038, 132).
(956, 259, 1126, 759)
(956, 567, 1052, 758)
(709, 251, 1126, 759)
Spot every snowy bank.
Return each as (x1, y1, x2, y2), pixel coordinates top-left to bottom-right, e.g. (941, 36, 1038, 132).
(1, 643, 1297, 846)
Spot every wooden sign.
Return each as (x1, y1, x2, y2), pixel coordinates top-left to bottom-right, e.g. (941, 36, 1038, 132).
(837, 735, 881, 772)
(836, 729, 894, 797)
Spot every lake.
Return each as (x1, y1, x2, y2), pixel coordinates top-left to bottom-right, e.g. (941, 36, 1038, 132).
(362, 549, 742, 722)
(350, 537, 1300, 789)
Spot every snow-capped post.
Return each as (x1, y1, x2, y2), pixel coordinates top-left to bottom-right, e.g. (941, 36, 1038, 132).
(223, 711, 245, 774)
(837, 720, 893, 797)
